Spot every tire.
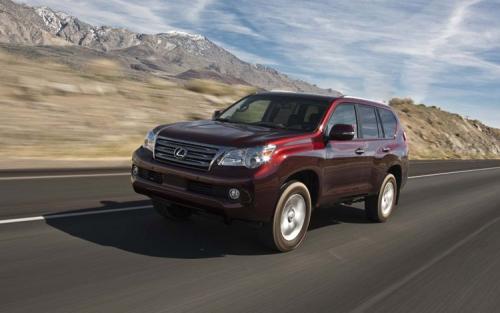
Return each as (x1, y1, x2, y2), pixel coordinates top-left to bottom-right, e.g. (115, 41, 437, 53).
(365, 173, 397, 222)
(152, 199, 192, 221)
(260, 181, 312, 252)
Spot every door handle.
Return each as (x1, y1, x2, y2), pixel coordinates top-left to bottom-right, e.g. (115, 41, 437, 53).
(355, 148, 365, 155)
(382, 147, 391, 153)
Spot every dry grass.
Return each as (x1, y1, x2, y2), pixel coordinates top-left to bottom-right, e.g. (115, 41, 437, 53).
(0, 49, 498, 161)
(184, 79, 253, 97)
(0, 49, 255, 159)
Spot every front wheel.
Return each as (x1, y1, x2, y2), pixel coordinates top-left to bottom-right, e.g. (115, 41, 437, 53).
(365, 173, 397, 222)
(260, 181, 312, 252)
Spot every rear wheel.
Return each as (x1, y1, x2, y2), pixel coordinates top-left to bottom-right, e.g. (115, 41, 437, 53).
(260, 181, 312, 252)
(152, 199, 192, 221)
(365, 174, 397, 222)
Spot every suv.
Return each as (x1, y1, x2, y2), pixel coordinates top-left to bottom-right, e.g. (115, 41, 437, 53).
(132, 92, 408, 251)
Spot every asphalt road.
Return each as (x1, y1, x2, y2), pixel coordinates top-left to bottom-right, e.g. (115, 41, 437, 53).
(1, 160, 500, 312)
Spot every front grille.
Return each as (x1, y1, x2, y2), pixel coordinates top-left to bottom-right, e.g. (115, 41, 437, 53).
(154, 137, 219, 171)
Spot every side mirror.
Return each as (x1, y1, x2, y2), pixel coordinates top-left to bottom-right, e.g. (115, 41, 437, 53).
(329, 124, 355, 141)
(212, 110, 222, 120)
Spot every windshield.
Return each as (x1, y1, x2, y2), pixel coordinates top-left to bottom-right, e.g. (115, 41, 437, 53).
(217, 95, 331, 131)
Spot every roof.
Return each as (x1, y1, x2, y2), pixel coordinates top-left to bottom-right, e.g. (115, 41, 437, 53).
(341, 95, 388, 106)
(256, 91, 339, 102)
(255, 91, 390, 107)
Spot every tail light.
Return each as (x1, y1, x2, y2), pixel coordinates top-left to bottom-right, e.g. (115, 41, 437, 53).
(402, 129, 407, 141)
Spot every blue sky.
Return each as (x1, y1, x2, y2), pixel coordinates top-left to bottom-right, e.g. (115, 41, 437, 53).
(23, 0, 500, 127)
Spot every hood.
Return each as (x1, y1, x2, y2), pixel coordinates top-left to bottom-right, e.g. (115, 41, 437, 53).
(156, 120, 305, 147)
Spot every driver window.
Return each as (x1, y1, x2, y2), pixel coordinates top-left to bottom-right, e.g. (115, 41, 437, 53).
(326, 103, 358, 138)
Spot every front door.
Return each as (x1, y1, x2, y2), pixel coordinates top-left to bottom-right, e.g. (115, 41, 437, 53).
(322, 102, 368, 201)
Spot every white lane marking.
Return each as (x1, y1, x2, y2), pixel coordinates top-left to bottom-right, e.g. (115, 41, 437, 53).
(0, 172, 130, 181)
(0, 205, 151, 225)
(1, 165, 499, 181)
(0, 165, 499, 225)
(411, 160, 490, 164)
(349, 215, 500, 313)
(408, 166, 500, 179)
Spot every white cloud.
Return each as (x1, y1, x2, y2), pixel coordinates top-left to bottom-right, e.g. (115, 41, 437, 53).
(204, 9, 263, 38)
(211, 40, 277, 65)
(184, 0, 214, 22)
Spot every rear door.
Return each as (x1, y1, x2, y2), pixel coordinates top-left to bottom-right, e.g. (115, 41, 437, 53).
(356, 104, 386, 193)
(374, 107, 401, 187)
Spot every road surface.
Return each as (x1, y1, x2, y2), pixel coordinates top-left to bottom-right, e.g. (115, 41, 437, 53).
(1, 160, 500, 313)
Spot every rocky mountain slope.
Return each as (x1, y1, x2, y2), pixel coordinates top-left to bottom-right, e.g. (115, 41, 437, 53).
(390, 98, 500, 159)
(0, 0, 66, 45)
(0, 0, 340, 95)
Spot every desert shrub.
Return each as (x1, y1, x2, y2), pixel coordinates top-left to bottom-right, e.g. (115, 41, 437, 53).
(184, 79, 235, 96)
(389, 97, 414, 107)
(87, 58, 122, 79)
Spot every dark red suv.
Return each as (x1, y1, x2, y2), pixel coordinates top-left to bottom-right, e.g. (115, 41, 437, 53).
(132, 92, 409, 251)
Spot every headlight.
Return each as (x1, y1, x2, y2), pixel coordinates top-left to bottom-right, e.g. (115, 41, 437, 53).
(142, 130, 156, 152)
(219, 144, 276, 168)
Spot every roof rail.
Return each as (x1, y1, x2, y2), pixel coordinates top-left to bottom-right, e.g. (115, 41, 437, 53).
(341, 95, 388, 105)
(268, 90, 297, 93)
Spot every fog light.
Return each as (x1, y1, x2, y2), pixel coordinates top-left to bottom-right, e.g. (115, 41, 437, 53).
(228, 188, 240, 200)
(132, 165, 139, 177)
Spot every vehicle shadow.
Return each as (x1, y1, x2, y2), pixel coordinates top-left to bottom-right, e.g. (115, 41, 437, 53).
(310, 204, 371, 229)
(45, 200, 370, 259)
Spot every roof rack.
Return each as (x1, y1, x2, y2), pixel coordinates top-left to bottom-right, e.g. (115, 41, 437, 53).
(341, 95, 388, 105)
(269, 90, 297, 93)
(256, 90, 342, 100)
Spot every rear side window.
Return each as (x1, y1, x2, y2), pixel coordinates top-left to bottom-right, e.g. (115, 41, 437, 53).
(378, 108, 398, 138)
(357, 105, 380, 139)
(326, 103, 358, 138)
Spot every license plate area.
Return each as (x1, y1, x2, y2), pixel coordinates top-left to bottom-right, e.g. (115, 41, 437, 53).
(162, 173, 187, 188)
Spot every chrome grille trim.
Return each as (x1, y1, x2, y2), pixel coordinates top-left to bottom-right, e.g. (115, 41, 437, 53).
(154, 136, 221, 171)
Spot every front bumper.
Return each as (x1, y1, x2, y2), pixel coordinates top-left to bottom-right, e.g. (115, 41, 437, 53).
(131, 148, 278, 222)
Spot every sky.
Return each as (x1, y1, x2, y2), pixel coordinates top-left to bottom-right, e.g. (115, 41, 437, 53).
(22, 0, 500, 127)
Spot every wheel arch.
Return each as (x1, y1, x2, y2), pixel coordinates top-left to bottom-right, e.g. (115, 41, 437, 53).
(387, 164, 402, 204)
(282, 168, 321, 209)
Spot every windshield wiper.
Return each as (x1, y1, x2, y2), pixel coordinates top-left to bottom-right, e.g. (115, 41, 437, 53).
(250, 121, 286, 129)
(216, 119, 288, 130)
(215, 117, 235, 123)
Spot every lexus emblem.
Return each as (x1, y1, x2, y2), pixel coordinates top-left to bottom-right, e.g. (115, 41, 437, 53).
(174, 147, 188, 159)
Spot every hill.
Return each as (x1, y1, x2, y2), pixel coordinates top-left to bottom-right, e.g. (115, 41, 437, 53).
(0, 50, 498, 160)
(390, 98, 500, 159)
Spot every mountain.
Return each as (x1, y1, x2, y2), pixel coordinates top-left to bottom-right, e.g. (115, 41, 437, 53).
(0, 39, 499, 160)
(0, 0, 341, 95)
(0, 0, 68, 45)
